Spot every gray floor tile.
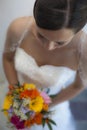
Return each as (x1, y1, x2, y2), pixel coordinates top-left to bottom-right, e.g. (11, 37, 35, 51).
(76, 121, 87, 130)
(70, 102, 87, 120)
(71, 90, 87, 102)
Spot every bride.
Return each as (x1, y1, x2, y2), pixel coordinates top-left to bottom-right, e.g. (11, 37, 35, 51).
(2, 0, 87, 130)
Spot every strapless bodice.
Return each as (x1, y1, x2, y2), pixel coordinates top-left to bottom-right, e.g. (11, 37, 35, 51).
(13, 22, 87, 93)
(14, 47, 76, 94)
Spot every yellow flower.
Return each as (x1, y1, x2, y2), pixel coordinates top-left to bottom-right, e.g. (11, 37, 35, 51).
(23, 83, 36, 90)
(3, 95, 13, 110)
(29, 96, 44, 112)
(4, 111, 8, 116)
(43, 103, 49, 111)
(15, 88, 23, 93)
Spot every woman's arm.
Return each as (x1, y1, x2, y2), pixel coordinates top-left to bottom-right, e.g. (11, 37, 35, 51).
(2, 21, 19, 86)
(51, 71, 85, 107)
(3, 53, 19, 85)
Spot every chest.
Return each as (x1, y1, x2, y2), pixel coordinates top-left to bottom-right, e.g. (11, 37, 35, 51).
(19, 32, 79, 70)
(41, 48, 78, 71)
(20, 46, 78, 71)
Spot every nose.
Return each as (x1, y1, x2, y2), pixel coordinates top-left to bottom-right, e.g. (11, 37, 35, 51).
(48, 42, 59, 50)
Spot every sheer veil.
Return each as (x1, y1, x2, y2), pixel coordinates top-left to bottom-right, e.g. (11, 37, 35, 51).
(3, 19, 31, 54)
(78, 24, 87, 88)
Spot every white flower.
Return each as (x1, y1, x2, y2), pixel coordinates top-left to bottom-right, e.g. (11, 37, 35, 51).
(20, 113, 28, 120)
(14, 109, 19, 115)
(22, 98, 30, 106)
(13, 101, 19, 108)
(14, 109, 28, 120)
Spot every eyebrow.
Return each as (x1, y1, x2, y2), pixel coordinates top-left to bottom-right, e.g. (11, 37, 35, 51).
(55, 41, 67, 43)
(38, 32, 46, 38)
(38, 32, 49, 40)
(38, 32, 68, 43)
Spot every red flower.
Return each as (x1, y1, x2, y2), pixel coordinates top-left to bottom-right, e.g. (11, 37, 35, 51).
(20, 89, 40, 99)
(10, 115, 25, 129)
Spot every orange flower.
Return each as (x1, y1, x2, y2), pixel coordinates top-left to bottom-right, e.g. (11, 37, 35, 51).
(24, 119, 35, 127)
(20, 90, 29, 99)
(7, 90, 12, 95)
(8, 85, 14, 90)
(46, 118, 49, 123)
(20, 89, 40, 99)
(28, 89, 40, 99)
(25, 113, 43, 127)
(43, 103, 49, 111)
(34, 113, 43, 124)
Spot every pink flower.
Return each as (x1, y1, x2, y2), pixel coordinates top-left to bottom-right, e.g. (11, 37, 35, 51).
(10, 115, 25, 129)
(40, 91, 52, 104)
(18, 128, 29, 130)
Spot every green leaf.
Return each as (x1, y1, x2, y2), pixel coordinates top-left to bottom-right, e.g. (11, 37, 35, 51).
(14, 81, 21, 87)
(17, 81, 21, 86)
(18, 100, 23, 110)
(42, 118, 46, 128)
(47, 122, 53, 130)
(48, 119, 57, 126)
(41, 110, 53, 115)
(49, 94, 57, 98)
(1, 109, 7, 112)
(26, 112, 31, 119)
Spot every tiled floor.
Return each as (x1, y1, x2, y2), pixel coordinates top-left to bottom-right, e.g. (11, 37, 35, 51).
(70, 89, 87, 130)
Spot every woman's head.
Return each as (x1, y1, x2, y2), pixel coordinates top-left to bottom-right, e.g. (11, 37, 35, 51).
(34, 0, 87, 33)
(33, 0, 87, 49)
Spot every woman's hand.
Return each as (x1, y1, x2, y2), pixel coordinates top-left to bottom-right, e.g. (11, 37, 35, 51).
(49, 72, 85, 106)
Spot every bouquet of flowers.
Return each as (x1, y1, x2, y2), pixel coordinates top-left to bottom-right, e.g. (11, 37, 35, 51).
(2, 82, 56, 130)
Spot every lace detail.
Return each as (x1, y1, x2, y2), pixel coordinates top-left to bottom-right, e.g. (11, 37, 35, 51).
(78, 31, 87, 87)
(82, 24, 87, 34)
(14, 47, 76, 95)
(3, 19, 32, 53)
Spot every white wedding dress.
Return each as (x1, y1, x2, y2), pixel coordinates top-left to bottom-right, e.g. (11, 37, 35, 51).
(14, 47, 77, 130)
(14, 20, 77, 130)
(1, 21, 87, 130)
(0, 48, 76, 130)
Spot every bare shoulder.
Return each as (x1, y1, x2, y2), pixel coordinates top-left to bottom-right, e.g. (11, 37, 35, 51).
(3, 16, 32, 59)
(7, 16, 32, 41)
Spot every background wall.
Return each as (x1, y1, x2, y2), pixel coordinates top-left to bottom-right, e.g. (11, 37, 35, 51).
(0, 0, 35, 83)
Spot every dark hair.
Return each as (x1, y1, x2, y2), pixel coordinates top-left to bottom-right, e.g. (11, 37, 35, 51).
(33, 0, 87, 33)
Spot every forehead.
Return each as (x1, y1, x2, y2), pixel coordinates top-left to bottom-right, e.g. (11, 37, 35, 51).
(36, 25, 74, 41)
